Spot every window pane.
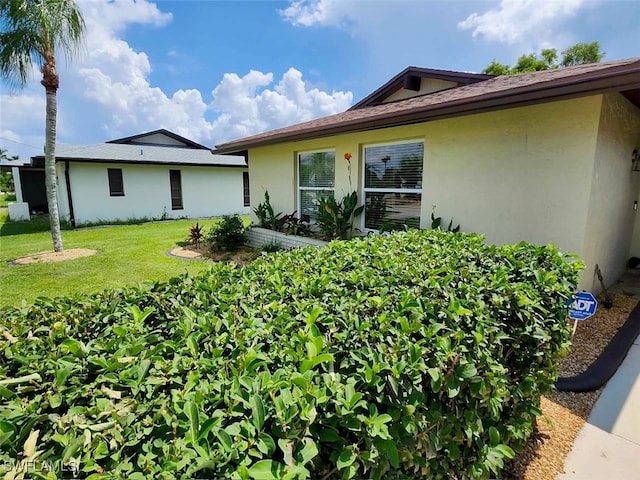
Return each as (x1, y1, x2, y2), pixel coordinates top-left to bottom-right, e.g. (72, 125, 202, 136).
(243, 172, 250, 206)
(364, 142, 423, 190)
(170, 170, 183, 210)
(299, 189, 333, 222)
(363, 141, 423, 231)
(299, 151, 335, 188)
(365, 192, 421, 231)
(108, 168, 124, 196)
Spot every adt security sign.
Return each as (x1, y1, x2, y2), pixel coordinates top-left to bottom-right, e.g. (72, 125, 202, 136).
(567, 292, 598, 320)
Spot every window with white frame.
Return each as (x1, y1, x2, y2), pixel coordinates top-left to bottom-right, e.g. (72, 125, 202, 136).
(363, 141, 423, 231)
(297, 150, 335, 222)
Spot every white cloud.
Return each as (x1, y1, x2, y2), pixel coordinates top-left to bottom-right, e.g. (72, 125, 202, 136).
(0, 0, 353, 156)
(280, 0, 338, 27)
(458, 0, 584, 45)
(74, 0, 351, 144)
(209, 68, 352, 142)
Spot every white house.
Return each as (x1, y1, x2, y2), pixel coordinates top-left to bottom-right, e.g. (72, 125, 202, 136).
(11, 130, 250, 225)
(213, 58, 640, 292)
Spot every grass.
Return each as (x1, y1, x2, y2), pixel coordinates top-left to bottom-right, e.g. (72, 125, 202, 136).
(0, 208, 224, 306)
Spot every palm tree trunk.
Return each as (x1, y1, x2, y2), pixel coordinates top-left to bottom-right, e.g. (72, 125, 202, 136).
(44, 89, 64, 252)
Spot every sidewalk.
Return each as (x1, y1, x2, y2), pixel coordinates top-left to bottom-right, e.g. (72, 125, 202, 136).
(556, 334, 640, 479)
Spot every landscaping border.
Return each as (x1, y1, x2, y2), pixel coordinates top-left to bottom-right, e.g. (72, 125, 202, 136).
(245, 226, 327, 250)
(555, 300, 640, 392)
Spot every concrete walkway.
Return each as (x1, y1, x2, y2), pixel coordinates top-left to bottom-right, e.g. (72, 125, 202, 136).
(556, 334, 640, 479)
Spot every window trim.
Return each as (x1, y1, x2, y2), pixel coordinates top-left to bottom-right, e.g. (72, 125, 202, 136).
(169, 169, 183, 210)
(107, 168, 124, 197)
(361, 139, 424, 232)
(296, 149, 336, 222)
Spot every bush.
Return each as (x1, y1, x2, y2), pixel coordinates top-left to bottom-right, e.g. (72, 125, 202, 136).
(206, 215, 246, 252)
(0, 172, 14, 193)
(0, 230, 581, 479)
(261, 240, 284, 253)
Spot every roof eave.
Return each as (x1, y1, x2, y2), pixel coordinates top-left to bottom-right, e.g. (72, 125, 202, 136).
(213, 68, 640, 155)
(348, 67, 494, 110)
(29, 156, 246, 168)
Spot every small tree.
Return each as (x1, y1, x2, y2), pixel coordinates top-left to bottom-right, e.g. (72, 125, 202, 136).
(0, 0, 85, 251)
(561, 41, 605, 67)
(483, 41, 604, 75)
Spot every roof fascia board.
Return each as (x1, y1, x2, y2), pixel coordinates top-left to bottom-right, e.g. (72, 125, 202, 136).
(214, 68, 640, 154)
(30, 157, 247, 168)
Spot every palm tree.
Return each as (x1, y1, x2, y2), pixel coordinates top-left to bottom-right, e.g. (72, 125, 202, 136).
(0, 0, 85, 252)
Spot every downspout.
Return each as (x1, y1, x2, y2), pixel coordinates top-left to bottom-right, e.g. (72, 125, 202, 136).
(64, 160, 76, 228)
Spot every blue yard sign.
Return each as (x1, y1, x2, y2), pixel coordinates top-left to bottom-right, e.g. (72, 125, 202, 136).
(567, 292, 598, 320)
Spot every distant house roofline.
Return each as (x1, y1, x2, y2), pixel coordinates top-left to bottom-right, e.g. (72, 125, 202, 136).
(213, 58, 640, 155)
(107, 129, 211, 150)
(348, 66, 494, 110)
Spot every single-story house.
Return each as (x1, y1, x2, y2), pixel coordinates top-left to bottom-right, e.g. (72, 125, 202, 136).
(10, 129, 250, 225)
(213, 58, 640, 292)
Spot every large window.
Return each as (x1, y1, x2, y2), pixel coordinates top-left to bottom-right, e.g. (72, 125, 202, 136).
(108, 168, 124, 196)
(243, 172, 250, 207)
(169, 169, 183, 210)
(297, 150, 335, 222)
(363, 141, 423, 231)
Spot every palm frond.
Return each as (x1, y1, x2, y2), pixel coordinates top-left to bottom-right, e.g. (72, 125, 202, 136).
(0, 0, 85, 87)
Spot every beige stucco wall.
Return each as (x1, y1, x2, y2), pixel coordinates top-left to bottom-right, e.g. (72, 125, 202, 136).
(250, 96, 600, 246)
(245, 95, 640, 291)
(423, 96, 601, 258)
(583, 93, 640, 291)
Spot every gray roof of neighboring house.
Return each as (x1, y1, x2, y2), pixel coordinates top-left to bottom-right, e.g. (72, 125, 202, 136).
(106, 129, 211, 149)
(213, 57, 640, 154)
(31, 143, 246, 167)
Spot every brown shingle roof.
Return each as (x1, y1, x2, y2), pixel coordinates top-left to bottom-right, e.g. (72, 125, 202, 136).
(214, 58, 640, 154)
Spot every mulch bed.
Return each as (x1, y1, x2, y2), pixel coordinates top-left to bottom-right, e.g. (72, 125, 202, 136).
(503, 292, 638, 479)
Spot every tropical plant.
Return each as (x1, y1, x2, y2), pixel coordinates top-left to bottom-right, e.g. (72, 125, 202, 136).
(0, 0, 85, 252)
(253, 190, 282, 231)
(280, 211, 311, 236)
(206, 214, 246, 252)
(431, 205, 460, 233)
(316, 191, 364, 240)
(188, 222, 204, 249)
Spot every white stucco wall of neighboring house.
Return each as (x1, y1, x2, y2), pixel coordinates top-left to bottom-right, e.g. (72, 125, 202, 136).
(583, 93, 640, 291)
(56, 162, 248, 224)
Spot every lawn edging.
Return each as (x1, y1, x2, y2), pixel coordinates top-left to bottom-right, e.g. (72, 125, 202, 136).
(245, 226, 327, 250)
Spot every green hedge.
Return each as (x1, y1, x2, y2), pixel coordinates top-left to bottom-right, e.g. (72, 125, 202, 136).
(0, 230, 582, 479)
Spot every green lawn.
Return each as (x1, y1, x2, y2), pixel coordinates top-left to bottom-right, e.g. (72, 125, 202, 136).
(0, 210, 221, 306)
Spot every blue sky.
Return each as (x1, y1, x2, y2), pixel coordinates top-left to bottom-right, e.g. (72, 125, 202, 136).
(1, 0, 639, 159)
